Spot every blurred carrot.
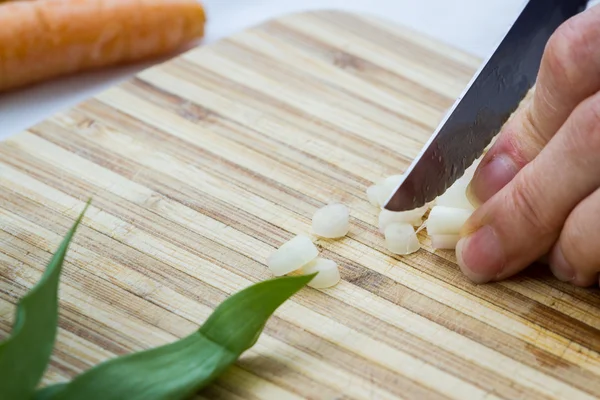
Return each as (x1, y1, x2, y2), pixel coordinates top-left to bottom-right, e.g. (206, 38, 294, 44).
(0, 0, 206, 92)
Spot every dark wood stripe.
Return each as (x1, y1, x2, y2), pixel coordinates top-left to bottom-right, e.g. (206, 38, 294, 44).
(197, 385, 246, 400)
(162, 59, 417, 171)
(406, 250, 600, 353)
(263, 317, 450, 400)
(526, 266, 600, 309)
(314, 11, 476, 79)
(235, 354, 355, 400)
(430, 248, 600, 313)
(0, 243, 176, 354)
(73, 97, 334, 212)
(213, 37, 436, 134)
(261, 20, 455, 110)
(122, 79, 372, 191)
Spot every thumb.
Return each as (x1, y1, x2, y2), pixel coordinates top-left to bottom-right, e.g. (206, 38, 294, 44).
(468, 5, 600, 205)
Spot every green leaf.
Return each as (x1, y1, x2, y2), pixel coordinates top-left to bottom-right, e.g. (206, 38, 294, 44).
(34, 384, 67, 400)
(0, 201, 90, 400)
(41, 273, 315, 400)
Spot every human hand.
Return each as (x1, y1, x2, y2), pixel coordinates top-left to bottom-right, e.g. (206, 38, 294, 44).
(456, 4, 600, 286)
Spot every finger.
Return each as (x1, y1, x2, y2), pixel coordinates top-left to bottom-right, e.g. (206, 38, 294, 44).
(456, 90, 600, 283)
(468, 5, 600, 204)
(549, 187, 600, 287)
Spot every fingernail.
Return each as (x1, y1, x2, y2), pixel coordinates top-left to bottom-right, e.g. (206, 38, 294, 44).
(549, 246, 575, 282)
(456, 225, 505, 284)
(469, 154, 518, 204)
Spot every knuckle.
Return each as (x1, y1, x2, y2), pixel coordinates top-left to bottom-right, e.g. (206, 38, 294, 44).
(522, 106, 549, 151)
(561, 224, 586, 260)
(582, 94, 600, 129)
(560, 189, 600, 275)
(569, 93, 600, 151)
(544, 19, 594, 86)
(561, 215, 598, 274)
(507, 176, 557, 237)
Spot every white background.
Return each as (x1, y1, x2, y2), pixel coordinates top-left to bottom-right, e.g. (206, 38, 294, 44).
(2, 0, 593, 139)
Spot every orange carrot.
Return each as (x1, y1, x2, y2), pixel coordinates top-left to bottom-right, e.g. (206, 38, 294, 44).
(0, 0, 206, 92)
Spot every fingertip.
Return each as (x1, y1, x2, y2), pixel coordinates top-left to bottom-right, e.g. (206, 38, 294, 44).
(548, 245, 575, 282)
(456, 226, 505, 284)
(549, 244, 598, 287)
(571, 274, 599, 288)
(456, 237, 489, 284)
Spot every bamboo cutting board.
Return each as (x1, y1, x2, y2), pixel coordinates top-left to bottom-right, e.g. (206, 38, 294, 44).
(1, 10, 600, 400)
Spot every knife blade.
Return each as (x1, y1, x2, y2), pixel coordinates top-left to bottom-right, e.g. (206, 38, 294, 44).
(384, 0, 589, 212)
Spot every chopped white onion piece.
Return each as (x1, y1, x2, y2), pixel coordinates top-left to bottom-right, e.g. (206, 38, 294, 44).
(312, 203, 350, 238)
(384, 223, 420, 255)
(301, 258, 341, 288)
(376, 188, 392, 207)
(427, 206, 473, 235)
(266, 235, 319, 276)
(436, 157, 483, 210)
(436, 175, 474, 210)
(376, 174, 405, 205)
(366, 185, 384, 207)
(431, 234, 460, 250)
(383, 174, 404, 186)
(378, 205, 428, 233)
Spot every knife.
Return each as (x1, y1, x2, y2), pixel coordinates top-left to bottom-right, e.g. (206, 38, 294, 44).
(384, 0, 589, 212)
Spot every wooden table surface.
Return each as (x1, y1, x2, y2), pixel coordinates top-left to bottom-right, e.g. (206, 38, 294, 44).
(1, 10, 600, 400)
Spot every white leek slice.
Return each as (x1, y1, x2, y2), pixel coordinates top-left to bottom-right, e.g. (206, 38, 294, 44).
(366, 185, 385, 207)
(378, 205, 428, 233)
(301, 258, 341, 288)
(436, 175, 474, 210)
(376, 174, 404, 205)
(427, 206, 472, 235)
(383, 174, 404, 186)
(312, 203, 350, 238)
(384, 223, 420, 255)
(435, 156, 482, 209)
(266, 235, 319, 276)
(436, 156, 483, 210)
(431, 234, 460, 250)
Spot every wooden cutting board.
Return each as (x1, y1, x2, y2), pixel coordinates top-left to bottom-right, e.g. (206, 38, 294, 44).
(1, 10, 600, 400)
